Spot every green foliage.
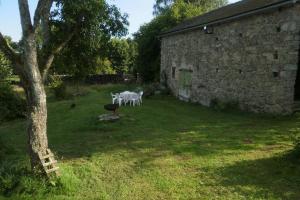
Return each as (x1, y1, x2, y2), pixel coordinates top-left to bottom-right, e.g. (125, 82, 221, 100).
(154, 0, 228, 15)
(107, 38, 130, 74)
(134, 14, 172, 82)
(0, 36, 20, 86)
(95, 57, 115, 74)
(127, 38, 138, 74)
(293, 134, 300, 149)
(0, 36, 16, 82)
(52, 0, 129, 80)
(106, 38, 138, 74)
(134, 0, 228, 82)
(0, 37, 24, 122)
(142, 83, 158, 98)
(140, 83, 171, 97)
(0, 83, 26, 122)
(0, 52, 12, 82)
(210, 98, 239, 111)
(290, 129, 300, 159)
(53, 84, 68, 100)
(48, 76, 69, 100)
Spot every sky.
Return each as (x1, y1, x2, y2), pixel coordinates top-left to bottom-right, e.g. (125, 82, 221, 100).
(0, 0, 239, 41)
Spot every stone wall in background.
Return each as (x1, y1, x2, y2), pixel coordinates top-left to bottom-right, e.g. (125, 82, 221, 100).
(161, 4, 300, 114)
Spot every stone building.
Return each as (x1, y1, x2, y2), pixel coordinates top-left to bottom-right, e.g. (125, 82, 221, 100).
(160, 0, 300, 114)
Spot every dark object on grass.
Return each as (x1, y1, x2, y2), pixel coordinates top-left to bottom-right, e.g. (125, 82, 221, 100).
(104, 104, 119, 114)
(70, 103, 76, 109)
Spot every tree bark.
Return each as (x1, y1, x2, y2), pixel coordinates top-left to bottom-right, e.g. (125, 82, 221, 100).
(18, 0, 49, 170)
(23, 34, 49, 169)
(1, 0, 75, 172)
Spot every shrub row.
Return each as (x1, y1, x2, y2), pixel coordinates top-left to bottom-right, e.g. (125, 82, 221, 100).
(0, 83, 26, 122)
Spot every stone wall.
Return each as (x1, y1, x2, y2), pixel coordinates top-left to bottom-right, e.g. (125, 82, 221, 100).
(161, 4, 300, 114)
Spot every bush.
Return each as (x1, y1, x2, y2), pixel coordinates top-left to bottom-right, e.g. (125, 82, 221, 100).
(158, 84, 171, 95)
(0, 52, 12, 82)
(210, 99, 239, 111)
(48, 76, 69, 100)
(53, 84, 68, 100)
(142, 83, 159, 98)
(136, 83, 171, 98)
(0, 83, 26, 122)
(290, 131, 300, 159)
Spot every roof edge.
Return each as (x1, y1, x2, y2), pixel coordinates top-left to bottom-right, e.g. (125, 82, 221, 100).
(160, 0, 299, 38)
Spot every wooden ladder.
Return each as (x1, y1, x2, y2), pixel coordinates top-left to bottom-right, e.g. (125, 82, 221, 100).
(38, 148, 59, 176)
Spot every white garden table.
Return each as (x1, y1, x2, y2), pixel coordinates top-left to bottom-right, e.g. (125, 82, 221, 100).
(119, 91, 138, 106)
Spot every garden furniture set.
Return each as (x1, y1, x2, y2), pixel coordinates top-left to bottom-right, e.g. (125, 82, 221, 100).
(111, 91, 143, 106)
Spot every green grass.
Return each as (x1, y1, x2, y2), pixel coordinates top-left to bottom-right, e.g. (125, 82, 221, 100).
(5, 75, 20, 83)
(1, 84, 300, 200)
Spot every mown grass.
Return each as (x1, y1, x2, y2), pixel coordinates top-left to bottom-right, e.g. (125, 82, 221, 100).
(0, 84, 300, 200)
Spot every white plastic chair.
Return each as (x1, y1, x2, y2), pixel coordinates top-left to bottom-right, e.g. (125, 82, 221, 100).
(111, 93, 119, 104)
(139, 91, 143, 104)
(130, 93, 140, 106)
(118, 96, 124, 106)
(119, 92, 129, 106)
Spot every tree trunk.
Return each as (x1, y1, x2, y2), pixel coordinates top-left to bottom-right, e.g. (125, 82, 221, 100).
(0, 0, 74, 174)
(22, 33, 49, 170)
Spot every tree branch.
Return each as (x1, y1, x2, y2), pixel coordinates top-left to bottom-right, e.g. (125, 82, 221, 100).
(18, 0, 33, 37)
(33, 0, 43, 30)
(33, 0, 53, 36)
(33, 0, 45, 30)
(0, 33, 19, 62)
(0, 32, 25, 80)
(41, 31, 76, 82)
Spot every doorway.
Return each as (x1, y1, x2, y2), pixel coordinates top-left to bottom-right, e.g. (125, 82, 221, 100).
(295, 68, 300, 100)
(178, 69, 192, 101)
(295, 47, 300, 101)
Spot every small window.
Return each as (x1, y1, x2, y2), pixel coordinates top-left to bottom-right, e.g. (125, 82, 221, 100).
(239, 69, 243, 74)
(216, 68, 219, 73)
(239, 33, 243, 37)
(276, 26, 281, 32)
(274, 51, 279, 59)
(273, 72, 279, 77)
(172, 67, 176, 79)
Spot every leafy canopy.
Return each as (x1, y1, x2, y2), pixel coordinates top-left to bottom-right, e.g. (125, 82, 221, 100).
(134, 0, 228, 82)
(0, 36, 16, 82)
(153, 0, 228, 15)
(106, 38, 137, 74)
(51, 0, 129, 78)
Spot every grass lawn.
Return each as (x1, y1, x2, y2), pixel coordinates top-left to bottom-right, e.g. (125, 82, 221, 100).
(0, 84, 300, 200)
(5, 75, 20, 84)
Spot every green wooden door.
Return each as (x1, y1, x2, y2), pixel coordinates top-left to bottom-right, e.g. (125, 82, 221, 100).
(178, 70, 192, 100)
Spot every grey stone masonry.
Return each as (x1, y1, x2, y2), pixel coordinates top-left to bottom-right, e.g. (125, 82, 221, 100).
(160, 4, 300, 114)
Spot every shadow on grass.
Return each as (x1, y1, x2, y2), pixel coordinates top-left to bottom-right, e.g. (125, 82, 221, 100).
(2, 84, 300, 198)
(3, 84, 300, 161)
(216, 151, 300, 199)
(52, 106, 298, 161)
